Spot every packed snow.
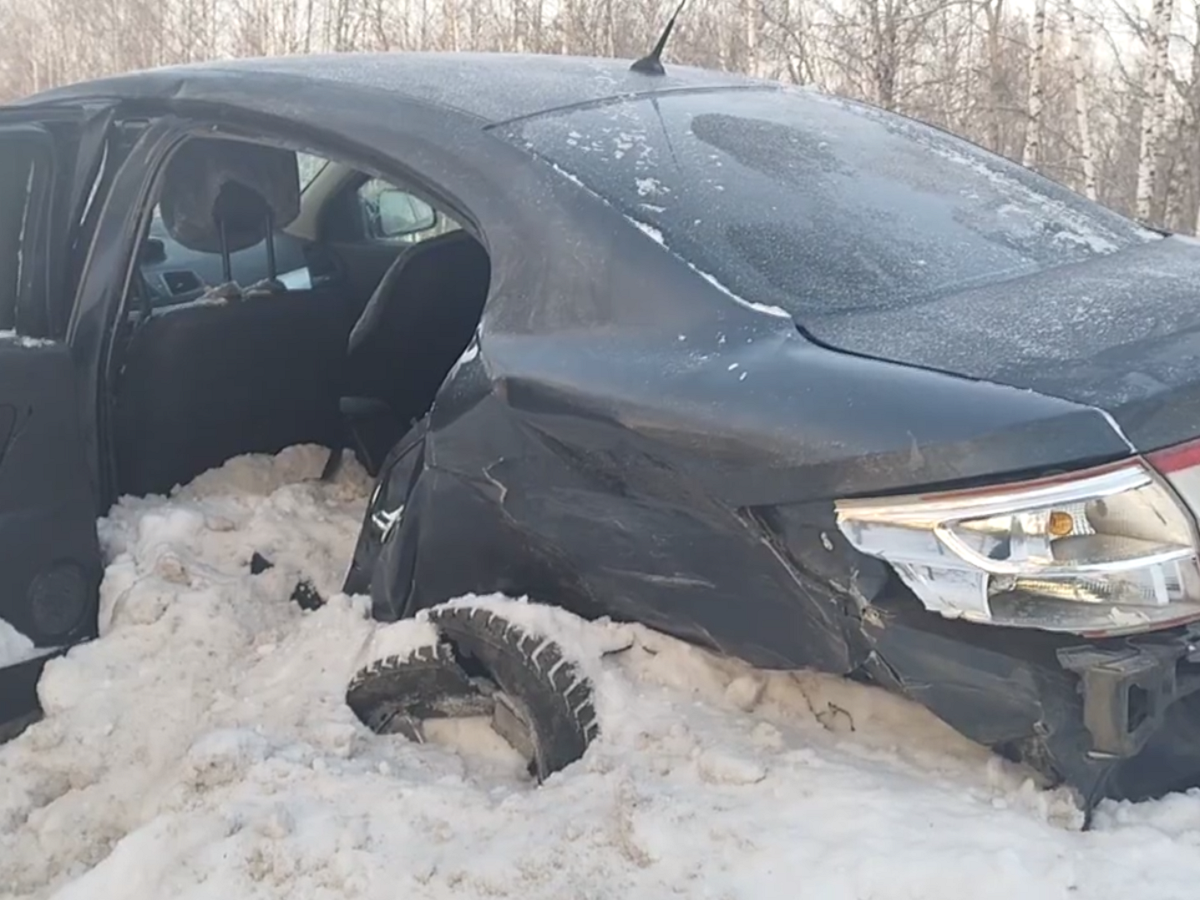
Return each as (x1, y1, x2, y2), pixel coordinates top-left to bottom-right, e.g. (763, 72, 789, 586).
(0, 619, 41, 670)
(3, 444, 1200, 900)
(0, 331, 55, 349)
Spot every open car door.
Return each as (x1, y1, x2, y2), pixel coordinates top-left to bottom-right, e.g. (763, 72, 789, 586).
(0, 106, 110, 733)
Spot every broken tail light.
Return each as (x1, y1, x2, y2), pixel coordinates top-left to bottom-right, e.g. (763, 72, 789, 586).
(836, 454, 1200, 636)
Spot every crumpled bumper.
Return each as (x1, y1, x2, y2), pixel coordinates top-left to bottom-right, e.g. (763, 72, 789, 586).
(862, 588, 1200, 816)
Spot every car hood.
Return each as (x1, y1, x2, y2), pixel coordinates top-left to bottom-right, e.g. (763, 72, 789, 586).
(802, 234, 1200, 452)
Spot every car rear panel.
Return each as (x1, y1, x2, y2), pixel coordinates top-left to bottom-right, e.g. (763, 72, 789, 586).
(803, 235, 1200, 453)
(501, 87, 1200, 456)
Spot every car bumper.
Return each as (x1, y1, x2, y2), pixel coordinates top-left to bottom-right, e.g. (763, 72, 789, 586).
(862, 588, 1200, 813)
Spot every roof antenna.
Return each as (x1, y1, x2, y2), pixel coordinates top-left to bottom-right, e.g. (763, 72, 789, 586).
(630, 0, 688, 76)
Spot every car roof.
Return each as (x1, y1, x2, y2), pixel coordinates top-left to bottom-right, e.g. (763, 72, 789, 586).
(20, 52, 762, 125)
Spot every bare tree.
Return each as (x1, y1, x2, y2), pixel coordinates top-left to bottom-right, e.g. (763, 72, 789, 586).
(1022, 0, 1048, 166)
(0, 0, 1194, 229)
(1065, 0, 1098, 198)
(1136, 0, 1175, 221)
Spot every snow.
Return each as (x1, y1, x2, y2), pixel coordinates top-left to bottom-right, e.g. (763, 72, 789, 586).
(0, 331, 55, 349)
(3, 445, 1200, 899)
(689, 262, 792, 319)
(0, 618, 42, 669)
(922, 140, 1149, 255)
(635, 177, 667, 197)
(624, 215, 665, 246)
(355, 617, 442, 670)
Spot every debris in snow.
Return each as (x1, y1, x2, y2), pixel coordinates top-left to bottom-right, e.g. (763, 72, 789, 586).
(249, 551, 274, 575)
(290, 577, 324, 611)
(2, 445, 1199, 899)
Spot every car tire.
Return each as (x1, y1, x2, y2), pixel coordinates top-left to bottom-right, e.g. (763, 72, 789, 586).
(346, 603, 599, 780)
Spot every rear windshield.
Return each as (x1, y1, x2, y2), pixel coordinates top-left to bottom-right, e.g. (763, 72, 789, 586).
(498, 88, 1156, 317)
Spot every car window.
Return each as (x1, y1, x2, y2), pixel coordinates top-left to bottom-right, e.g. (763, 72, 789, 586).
(0, 141, 39, 330)
(297, 152, 328, 192)
(0, 132, 52, 335)
(499, 89, 1156, 318)
(150, 148, 327, 233)
(139, 146, 334, 305)
(355, 178, 460, 244)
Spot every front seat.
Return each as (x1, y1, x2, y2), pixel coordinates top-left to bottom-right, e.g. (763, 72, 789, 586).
(340, 230, 491, 472)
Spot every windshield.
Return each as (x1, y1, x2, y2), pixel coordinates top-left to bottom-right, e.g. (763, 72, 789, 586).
(499, 88, 1156, 317)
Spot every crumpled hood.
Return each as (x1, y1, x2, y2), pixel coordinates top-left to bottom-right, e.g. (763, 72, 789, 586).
(803, 234, 1200, 452)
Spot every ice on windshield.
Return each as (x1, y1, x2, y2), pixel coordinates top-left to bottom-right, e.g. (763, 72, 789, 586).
(501, 88, 1155, 319)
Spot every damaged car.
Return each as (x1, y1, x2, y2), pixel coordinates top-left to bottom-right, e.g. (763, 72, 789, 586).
(2, 49, 1200, 818)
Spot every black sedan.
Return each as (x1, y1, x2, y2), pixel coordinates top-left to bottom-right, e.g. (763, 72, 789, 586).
(1, 49, 1198, 819)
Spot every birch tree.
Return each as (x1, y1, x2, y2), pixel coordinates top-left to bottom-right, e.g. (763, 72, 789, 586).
(1022, 0, 1048, 167)
(0, 0, 1191, 230)
(1065, 0, 1097, 199)
(1136, 0, 1175, 221)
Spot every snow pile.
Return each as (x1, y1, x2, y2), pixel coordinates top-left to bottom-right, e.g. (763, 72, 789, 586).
(2, 445, 1200, 900)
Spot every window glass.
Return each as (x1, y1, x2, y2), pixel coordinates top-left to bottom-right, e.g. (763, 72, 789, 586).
(356, 178, 460, 243)
(150, 148, 326, 232)
(297, 152, 328, 192)
(138, 146, 334, 307)
(500, 89, 1155, 318)
(0, 136, 44, 333)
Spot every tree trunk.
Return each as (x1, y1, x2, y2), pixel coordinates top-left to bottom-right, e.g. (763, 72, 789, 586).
(745, 0, 758, 76)
(1065, 0, 1097, 198)
(1136, 0, 1175, 222)
(983, 0, 1006, 154)
(1166, 116, 1189, 228)
(1021, 0, 1047, 168)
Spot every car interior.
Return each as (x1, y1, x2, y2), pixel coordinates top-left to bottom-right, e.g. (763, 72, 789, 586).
(111, 134, 493, 499)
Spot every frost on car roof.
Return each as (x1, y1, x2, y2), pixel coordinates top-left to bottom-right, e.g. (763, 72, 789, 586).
(498, 86, 1200, 416)
(24, 53, 757, 124)
(500, 86, 1150, 322)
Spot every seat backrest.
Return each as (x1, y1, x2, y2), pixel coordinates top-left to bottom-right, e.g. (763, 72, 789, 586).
(345, 231, 491, 427)
(116, 287, 348, 497)
(116, 176, 346, 497)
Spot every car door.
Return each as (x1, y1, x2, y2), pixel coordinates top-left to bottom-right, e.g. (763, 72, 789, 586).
(0, 107, 109, 730)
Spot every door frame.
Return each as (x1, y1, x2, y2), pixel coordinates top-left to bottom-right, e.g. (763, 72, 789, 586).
(65, 101, 492, 507)
(0, 104, 113, 702)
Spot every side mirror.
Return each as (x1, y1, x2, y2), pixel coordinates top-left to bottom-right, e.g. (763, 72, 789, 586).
(375, 189, 437, 238)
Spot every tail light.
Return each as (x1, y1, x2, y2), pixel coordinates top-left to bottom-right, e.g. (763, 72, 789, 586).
(836, 455, 1200, 636)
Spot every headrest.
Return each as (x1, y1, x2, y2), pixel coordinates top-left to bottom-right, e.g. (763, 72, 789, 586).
(158, 138, 301, 254)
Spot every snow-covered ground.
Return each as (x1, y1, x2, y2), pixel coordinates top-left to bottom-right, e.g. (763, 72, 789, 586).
(2, 444, 1200, 900)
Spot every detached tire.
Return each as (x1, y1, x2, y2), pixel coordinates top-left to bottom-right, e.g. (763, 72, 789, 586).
(346, 605, 599, 781)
